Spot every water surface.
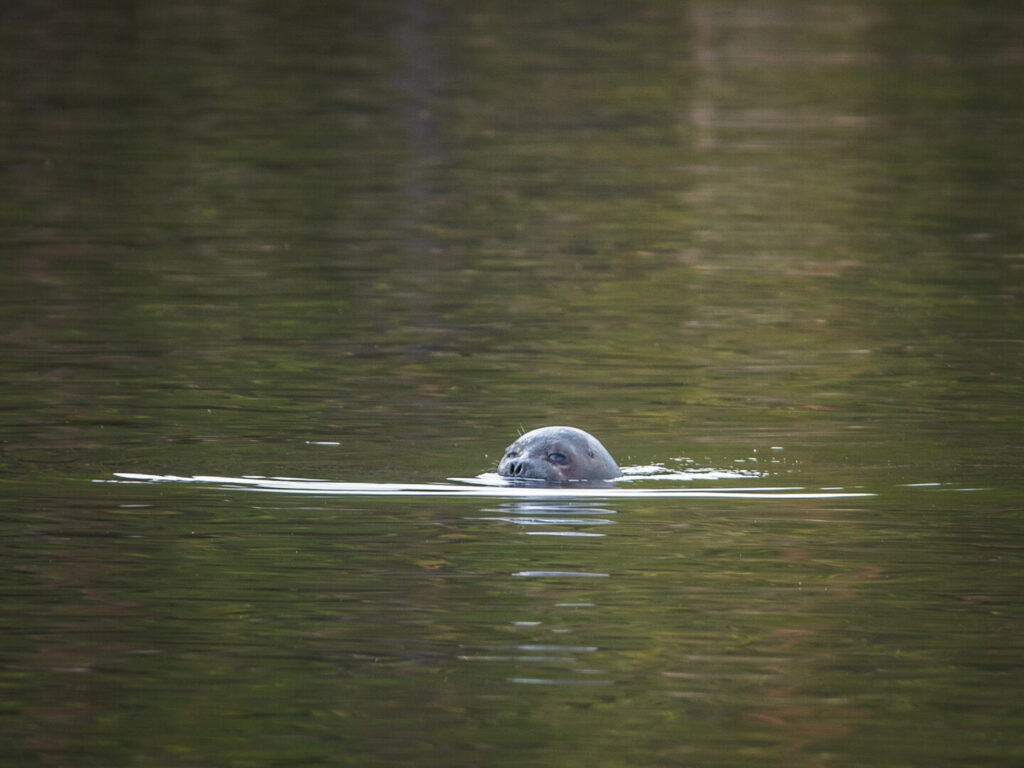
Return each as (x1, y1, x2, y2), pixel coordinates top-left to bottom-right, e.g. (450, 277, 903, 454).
(2, 1, 1023, 766)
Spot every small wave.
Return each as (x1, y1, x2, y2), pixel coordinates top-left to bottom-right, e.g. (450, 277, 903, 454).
(618, 464, 763, 481)
(103, 472, 873, 499)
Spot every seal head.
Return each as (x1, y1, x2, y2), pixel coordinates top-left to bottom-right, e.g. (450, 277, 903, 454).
(497, 426, 620, 483)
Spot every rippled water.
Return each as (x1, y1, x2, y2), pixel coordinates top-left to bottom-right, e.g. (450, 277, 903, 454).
(2, 1, 1023, 766)
(107, 471, 872, 499)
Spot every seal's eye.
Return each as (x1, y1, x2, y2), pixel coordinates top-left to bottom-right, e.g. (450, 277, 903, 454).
(548, 452, 569, 465)
(505, 449, 519, 459)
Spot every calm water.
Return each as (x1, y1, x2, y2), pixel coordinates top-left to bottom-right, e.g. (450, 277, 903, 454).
(2, 1, 1024, 766)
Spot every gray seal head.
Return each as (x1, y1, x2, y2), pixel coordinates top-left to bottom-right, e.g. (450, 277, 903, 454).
(497, 426, 620, 483)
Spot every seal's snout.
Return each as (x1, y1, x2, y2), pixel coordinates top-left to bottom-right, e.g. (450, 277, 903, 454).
(497, 447, 547, 480)
(500, 455, 555, 482)
(500, 455, 536, 477)
(506, 460, 527, 477)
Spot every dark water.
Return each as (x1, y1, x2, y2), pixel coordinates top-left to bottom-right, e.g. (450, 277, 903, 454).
(2, 1, 1024, 766)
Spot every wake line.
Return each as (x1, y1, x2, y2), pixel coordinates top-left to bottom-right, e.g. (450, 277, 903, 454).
(106, 473, 873, 500)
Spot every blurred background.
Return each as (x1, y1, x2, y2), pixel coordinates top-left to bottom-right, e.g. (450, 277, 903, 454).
(1, 2, 1023, 766)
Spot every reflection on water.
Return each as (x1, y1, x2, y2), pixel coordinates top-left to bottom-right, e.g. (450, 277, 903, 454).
(469, 500, 616, 687)
(478, 501, 616, 536)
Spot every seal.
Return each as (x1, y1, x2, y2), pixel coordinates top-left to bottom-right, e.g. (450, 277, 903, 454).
(497, 426, 620, 483)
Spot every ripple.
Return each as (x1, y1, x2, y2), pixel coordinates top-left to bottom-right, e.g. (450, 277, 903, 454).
(512, 571, 610, 578)
(105, 473, 873, 500)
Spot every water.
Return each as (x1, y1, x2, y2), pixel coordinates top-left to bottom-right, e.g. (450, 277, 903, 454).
(2, 1, 1024, 766)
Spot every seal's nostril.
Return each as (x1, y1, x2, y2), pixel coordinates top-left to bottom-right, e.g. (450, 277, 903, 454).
(511, 462, 524, 476)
